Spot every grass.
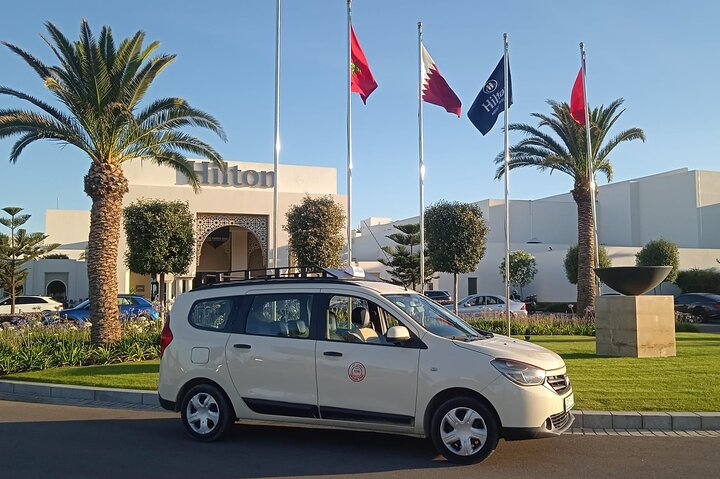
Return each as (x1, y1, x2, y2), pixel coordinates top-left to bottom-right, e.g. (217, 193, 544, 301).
(4, 333, 719, 411)
(6, 360, 160, 390)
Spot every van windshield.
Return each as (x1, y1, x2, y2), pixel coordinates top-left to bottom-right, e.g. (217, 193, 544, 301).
(384, 293, 484, 340)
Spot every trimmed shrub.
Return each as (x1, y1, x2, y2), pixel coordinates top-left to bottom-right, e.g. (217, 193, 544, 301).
(635, 239, 680, 282)
(564, 244, 611, 285)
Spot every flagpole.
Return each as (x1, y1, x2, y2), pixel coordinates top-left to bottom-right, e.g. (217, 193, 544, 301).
(272, 0, 281, 269)
(418, 22, 425, 293)
(346, 0, 353, 267)
(580, 42, 600, 290)
(503, 33, 511, 336)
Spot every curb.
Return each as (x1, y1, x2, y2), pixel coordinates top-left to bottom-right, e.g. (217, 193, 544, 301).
(2, 379, 720, 431)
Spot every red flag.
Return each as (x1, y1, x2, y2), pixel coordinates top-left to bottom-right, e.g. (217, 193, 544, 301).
(421, 44, 462, 116)
(350, 25, 377, 103)
(570, 68, 585, 125)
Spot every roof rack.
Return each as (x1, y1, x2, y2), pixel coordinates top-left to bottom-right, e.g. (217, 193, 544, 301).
(197, 265, 378, 287)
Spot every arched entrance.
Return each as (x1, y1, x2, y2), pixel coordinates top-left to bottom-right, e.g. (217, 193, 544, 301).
(194, 214, 268, 287)
(46, 280, 67, 303)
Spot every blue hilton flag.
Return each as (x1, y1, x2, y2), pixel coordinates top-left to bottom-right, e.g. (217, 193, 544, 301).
(467, 56, 513, 136)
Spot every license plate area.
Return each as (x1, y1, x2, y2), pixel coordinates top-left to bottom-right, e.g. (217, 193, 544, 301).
(564, 393, 575, 411)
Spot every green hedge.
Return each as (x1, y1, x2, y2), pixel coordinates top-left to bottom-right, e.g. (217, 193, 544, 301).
(675, 269, 720, 294)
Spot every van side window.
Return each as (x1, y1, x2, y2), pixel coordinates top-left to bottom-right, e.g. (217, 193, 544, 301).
(245, 294, 312, 338)
(189, 298, 234, 330)
(325, 295, 404, 346)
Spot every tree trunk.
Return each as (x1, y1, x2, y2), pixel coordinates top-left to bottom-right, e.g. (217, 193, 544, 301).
(572, 182, 597, 315)
(159, 272, 166, 322)
(453, 272, 459, 315)
(84, 162, 129, 345)
(10, 268, 15, 315)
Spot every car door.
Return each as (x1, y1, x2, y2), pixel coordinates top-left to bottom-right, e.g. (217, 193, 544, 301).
(225, 290, 319, 418)
(315, 290, 420, 426)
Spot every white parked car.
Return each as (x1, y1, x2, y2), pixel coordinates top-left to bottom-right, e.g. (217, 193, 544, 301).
(450, 294, 528, 317)
(158, 268, 573, 464)
(0, 296, 63, 315)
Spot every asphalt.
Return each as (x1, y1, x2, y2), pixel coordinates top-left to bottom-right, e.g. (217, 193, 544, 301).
(1, 400, 718, 479)
(696, 323, 720, 334)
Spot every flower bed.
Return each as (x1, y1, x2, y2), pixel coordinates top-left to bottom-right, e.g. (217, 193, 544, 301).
(0, 313, 160, 375)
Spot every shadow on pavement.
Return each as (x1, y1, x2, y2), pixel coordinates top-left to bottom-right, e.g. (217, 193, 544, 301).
(1, 417, 447, 478)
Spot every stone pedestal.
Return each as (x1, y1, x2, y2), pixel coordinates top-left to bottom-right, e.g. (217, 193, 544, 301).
(595, 295, 676, 358)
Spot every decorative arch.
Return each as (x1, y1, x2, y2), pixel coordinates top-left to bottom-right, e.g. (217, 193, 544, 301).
(46, 280, 67, 300)
(195, 214, 268, 266)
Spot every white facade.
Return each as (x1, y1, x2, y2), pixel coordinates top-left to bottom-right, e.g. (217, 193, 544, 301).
(29, 159, 345, 303)
(353, 168, 720, 302)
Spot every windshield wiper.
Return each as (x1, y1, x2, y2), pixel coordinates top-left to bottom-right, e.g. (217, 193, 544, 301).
(473, 327, 494, 339)
(449, 335, 477, 342)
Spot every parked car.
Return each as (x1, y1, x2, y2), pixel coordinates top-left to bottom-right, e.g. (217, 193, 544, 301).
(57, 294, 159, 323)
(674, 293, 720, 322)
(158, 267, 573, 464)
(448, 294, 528, 317)
(424, 290, 452, 304)
(0, 296, 63, 315)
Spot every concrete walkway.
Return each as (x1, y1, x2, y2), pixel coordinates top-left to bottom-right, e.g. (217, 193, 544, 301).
(2, 378, 719, 433)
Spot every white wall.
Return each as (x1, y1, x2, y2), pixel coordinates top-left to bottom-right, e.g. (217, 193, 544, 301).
(24, 259, 88, 303)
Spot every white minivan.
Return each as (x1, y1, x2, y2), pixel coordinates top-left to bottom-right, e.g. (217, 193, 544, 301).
(158, 268, 573, 464)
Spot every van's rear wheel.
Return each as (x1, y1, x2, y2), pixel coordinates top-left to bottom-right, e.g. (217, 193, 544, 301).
(430, 397, 499, 464)
(180, 384, 233, 441)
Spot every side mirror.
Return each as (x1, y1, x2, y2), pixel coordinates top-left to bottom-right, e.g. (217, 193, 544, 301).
(463, 302, 471, 308)
(386, 325, 411, 342)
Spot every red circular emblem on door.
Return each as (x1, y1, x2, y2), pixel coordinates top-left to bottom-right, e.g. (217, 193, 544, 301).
(348, 362, 366, 382)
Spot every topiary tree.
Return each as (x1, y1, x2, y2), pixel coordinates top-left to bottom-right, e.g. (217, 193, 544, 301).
(123, 200, 194, 315)
(564, 244, 611, 285)
(284, 195, 345, 269)
(0, 207, 59, 314)
(425, 201, 488, 313)
(499, 250, 538, 298)
(378, 223, 433, 290)
(635, 238, 680, 283)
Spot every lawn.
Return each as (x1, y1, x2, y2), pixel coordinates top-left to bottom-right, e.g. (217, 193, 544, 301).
(5, 333, 719, 411)
(6, 361, 160, 390)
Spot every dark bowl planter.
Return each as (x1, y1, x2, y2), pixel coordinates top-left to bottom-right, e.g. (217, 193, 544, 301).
(594, 266, 672, 296)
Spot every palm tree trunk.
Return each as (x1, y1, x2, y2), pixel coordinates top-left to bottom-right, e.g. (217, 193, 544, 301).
(572, 182, 597, 315)
(84, 162, 129, 345)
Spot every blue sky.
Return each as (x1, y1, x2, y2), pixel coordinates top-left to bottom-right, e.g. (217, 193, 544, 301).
(1, 0, 718, 232)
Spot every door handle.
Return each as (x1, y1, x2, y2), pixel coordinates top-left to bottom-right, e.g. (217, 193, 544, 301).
(233, 343, 251, 349)
(323, 351, 343, 357)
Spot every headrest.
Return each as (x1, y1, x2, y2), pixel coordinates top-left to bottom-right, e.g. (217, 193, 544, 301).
(352, 307, 370, 327)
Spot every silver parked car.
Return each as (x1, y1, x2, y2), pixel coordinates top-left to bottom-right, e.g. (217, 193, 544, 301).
(448, 294, 528, 317)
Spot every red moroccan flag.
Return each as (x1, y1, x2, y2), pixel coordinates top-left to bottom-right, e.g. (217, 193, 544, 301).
(350, 25, 377, 103)
(421, 44, 462, 116)
(570, 68, 586, 125)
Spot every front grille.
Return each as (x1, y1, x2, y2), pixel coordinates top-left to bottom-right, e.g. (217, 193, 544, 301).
(549, 410, 573, 431)
(547, 374, 570, 395)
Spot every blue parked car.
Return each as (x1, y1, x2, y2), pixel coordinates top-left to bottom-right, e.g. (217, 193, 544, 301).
(58, 294, 159, 323)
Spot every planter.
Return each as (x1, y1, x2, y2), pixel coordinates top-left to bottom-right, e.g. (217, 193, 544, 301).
(594, 266, 672, 296)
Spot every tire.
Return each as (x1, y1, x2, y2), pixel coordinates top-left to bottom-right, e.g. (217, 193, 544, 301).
(693, 308, 707, 323)
(180, 384, 234, 442)
(430, 396, 499, 465)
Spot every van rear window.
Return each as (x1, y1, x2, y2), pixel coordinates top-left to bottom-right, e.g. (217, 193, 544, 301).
(189, 298, 233, 330)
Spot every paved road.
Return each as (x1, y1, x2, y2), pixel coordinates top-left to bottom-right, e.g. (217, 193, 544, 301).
(696, 323, 720, 334)
(1, 400, 717, 479)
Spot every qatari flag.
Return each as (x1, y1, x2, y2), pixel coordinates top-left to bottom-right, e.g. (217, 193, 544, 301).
(421, 44, 461, 116)
(570, 68, 586, 124)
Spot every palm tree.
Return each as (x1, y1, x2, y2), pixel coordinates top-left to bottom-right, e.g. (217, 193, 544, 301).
(0, 21, 226, 344)
(496, 99, 644, 314)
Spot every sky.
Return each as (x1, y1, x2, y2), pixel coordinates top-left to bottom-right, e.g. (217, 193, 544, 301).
(1, 0, 719, 232)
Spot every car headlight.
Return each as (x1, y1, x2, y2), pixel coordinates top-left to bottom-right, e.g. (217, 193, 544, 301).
(491, 359, 546, 386)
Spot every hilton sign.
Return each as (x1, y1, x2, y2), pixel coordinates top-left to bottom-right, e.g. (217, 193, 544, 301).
(177, 161, 275, 188)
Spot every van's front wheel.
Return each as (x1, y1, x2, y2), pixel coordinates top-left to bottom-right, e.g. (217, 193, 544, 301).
(430, 397, 499, 464)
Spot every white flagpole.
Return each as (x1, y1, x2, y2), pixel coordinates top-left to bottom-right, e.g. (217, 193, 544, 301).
(272, 0, 281, 270)
(580, 42, 600, 289)
(418, 22, 425, 293)
(346, 0, 353, 267)
(503, 33, 511, 336)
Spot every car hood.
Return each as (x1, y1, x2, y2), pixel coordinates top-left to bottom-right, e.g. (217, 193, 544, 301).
(454, 335, 565, 371)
